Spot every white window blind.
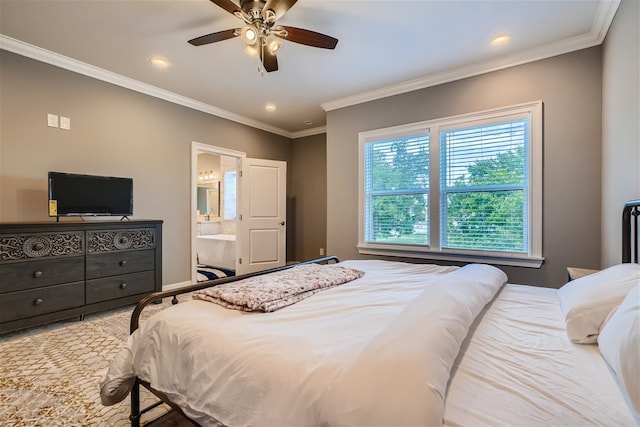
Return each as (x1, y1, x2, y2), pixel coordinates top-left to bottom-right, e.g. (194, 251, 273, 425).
(440, 119, 529, 253)
(364, 134, 430, 245)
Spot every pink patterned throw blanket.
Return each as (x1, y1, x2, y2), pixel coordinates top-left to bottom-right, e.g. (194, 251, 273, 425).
(193, 264, 365, 312)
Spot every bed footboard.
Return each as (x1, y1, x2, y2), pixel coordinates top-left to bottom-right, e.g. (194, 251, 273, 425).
(623, 199, 640, 263)
(128, 255, 339, 427)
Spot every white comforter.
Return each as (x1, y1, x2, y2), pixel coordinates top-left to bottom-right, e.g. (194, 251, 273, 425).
(101, 260, 506, 426)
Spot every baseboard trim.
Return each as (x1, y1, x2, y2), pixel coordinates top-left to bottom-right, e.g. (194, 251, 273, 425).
(162, 281, 192, 292)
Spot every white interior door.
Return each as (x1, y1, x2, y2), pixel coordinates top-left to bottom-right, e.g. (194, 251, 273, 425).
(236, 158, 287, 275)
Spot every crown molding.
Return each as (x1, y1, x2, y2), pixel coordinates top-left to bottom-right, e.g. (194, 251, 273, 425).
(291, 126, 327, 139)
(592, 0, 621, 42)
(0, 34, 294, 139)
(322, 0, 620, 112)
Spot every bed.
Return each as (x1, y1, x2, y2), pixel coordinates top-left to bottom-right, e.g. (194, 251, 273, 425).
(101, 200, 640, 426)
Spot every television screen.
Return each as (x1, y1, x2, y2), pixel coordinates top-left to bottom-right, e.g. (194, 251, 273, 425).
(48, 172, 133, 217)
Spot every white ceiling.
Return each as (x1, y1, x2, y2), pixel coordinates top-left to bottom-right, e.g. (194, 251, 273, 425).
(0, 0, 619, 138)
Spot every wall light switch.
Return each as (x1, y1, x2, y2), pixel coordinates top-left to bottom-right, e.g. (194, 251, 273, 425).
(60, 116, 71, 130)
(47, 114, 59, 128)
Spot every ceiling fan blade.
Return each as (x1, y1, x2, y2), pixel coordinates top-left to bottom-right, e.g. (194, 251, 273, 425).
(276, 26, 338, 49)
(188, 28, 239, 46)
(262, 0, 298, 22)
(260, 48, 279, 72)
(209, 0, 246, 19)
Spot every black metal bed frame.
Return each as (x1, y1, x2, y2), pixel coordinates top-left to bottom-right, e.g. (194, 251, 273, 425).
(622, 199, 640, 263)
(127, 255, 340, 427)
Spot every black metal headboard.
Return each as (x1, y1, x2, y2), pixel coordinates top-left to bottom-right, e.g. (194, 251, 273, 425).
(623, 199, 640, 263)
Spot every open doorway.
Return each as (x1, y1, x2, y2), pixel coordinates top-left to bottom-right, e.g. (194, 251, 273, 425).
(191, 142, 245, 284)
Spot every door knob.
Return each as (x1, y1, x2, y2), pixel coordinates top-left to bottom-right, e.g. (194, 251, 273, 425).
(280, 221, 285, 226)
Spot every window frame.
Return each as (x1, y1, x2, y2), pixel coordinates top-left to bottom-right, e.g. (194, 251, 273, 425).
(357, 101, 543, 268)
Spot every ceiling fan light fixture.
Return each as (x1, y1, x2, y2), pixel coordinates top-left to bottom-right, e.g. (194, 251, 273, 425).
(265, 34, 282, 54)
(243, 44, 260, 58)
(189, 0, 339, 73)
(241, 25, 259, 45)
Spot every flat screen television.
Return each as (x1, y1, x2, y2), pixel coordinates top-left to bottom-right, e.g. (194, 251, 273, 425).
(48, 172, 133, 217)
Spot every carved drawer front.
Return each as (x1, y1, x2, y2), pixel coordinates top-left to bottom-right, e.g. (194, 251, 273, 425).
(87, 229, 155, 254)
(0, 257, 84, 293)
(86, 271, 155, 304)
(86, 249, 155, 279)
(0, 282, 85, 323)
(0, 232, 83, 261)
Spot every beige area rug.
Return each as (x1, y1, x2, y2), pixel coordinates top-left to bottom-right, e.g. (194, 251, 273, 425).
(0, 296, 190, 426)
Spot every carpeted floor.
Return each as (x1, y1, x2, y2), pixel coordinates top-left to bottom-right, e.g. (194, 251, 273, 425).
(0, 296, 194, 426)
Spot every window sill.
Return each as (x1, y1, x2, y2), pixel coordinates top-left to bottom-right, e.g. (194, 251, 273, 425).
(357, 245, 544, 268)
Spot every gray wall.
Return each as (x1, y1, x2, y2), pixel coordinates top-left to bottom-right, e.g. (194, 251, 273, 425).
(326, 47, 604, 288)
(290, 133, 327, 262)
(0, 50, 292, 285)
(602, 0, 640, 267)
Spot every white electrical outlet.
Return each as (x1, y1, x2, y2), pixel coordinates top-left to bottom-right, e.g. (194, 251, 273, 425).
(47, 114, 59, 128)
(60, 116, 71, 130)
(319, 248, 325, 256)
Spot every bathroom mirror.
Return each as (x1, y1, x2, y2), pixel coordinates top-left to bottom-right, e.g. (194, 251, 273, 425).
(197, 182, 220, 218)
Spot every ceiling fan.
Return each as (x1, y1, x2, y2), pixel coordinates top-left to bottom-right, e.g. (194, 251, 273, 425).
(188, 0, 338, 73)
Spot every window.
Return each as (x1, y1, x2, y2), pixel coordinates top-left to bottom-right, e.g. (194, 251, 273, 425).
(223, 171, 237, 220)
(364, 132, 430, 246)
(358, 101, 543, 267)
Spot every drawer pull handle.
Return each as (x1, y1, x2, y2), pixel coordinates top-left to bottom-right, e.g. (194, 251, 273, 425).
(119, 260, 128, 267)
(34, 271, 43, 278)
(120, 283, 128, 289)
(34, 298, 43, 306)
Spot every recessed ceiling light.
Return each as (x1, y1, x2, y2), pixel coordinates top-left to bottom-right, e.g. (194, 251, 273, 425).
(265, 103, 276, 112)
(150, 56, 170, 68)
(491, 35, 511, 46)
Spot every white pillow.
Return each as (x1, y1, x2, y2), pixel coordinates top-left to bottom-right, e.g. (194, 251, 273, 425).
(598, 284, 640, 419)
(558, 263, 640, 343)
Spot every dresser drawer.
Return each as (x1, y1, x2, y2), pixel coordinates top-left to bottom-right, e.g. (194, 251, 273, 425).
(86, 249, 155, 279)
(0, 231, 83, 261)
(0, 257, 84, 293)
(87, 228, 155, 253)
(86, 270, 155, 304)
(0, 282, 85, 323)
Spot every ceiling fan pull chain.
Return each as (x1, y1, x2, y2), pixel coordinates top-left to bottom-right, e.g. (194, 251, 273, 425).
(257, 41, 265, 76)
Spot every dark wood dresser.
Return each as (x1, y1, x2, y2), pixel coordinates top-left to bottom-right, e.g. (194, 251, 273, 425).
(0, 220, 162, 334)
